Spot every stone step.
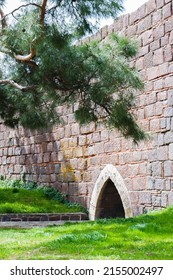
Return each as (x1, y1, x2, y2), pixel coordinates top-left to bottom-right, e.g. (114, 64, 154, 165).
(0, 212, 88, 222)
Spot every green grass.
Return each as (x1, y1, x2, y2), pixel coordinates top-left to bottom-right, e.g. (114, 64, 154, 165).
(0, 188, 82, 213)
(0, 207, 173, 260)
(0, 181, 83, 213)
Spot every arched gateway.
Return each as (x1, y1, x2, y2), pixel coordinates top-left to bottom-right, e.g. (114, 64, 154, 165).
(89, 164, 133, 220)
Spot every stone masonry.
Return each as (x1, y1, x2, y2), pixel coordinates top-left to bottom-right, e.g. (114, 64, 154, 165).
(0, 0, 173, 218)
(0, 213, 87, 222)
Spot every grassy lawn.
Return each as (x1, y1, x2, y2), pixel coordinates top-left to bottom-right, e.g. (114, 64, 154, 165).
(0, 181, 83, 213)
(0, 207, 173, 260)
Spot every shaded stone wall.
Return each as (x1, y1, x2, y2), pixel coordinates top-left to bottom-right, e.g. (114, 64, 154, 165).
(0, 0, 173, 216)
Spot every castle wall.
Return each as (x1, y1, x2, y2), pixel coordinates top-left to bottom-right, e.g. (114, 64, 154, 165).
(0, 0, 173, 216)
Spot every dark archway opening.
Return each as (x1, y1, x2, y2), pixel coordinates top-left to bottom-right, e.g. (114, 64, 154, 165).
(96, 179, 125, 219)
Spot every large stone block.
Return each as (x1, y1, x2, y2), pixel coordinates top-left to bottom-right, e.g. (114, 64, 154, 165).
(161, 34, 169, 47)
(165, 17, 173, 32)
(168, 90, 173, 106)
(164, 161, 173, 177)
(71, 123, 80, 136)
(64, 125, 71, 138)
(73, 147, 83, 158)
(129, 10, 139, 25)
(165, 179, 171, 191)
(156, 0, 164, 9)
(85, 146, 94, 157)
(153, 48, 164, 66)
(164, 107, 173, 117)
(104, 142, 114, 153)
(164, 131, 173, 144)
(158, 62, 169, 76)
(169, 143, 173, 160)
(157, 146, 168, 160)
(139, 192, 152, 204)
(152, 195, 161, 207)
(143, 52, 153, 68)
(55, 128, 65, 140)
(153, 25, 165, 40)
(150, 119, 160, 131)
(128, 164, 139, 177)
(155, 101, 164, 115)
(137, 15, 152, 34)
(127, 25, 137, 37)
(78, 135, 87, 146)
(151, 161, 162, 177)
(147, 66, 160, 80)
(144, 104, 154, 117)
(150, 39, 160, 51)
(69, 138, 78, 148)
(146, 0, 157, 14)
(101, 130, 109, 142)
(161, 192, 168, 207)
(92, 132, 101, 143)
(43, 153, 50, 163)
(94, 142, 104, 154)
(154, 79, 163, 91)
(168, 192, 173, 206)
(155, 179, 164, 190)
(138, 45, 149, 57)
(162, 2, 172, 19)
(132, 177, 146, 191)
(164, 45, 173, 62)
(47, 142, 53, 152)
(169, 30, 173, 44)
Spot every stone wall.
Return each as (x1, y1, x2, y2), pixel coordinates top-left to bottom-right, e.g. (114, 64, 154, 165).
(0, 0, 173, 217)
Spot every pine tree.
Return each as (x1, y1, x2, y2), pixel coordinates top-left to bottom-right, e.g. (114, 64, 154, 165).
(0, 0, 146, 142)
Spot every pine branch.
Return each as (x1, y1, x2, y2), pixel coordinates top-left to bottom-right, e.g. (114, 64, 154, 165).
(0, 79, 37, 92)
(0, 7, 6, 32)
(12, 0, 47, 63)
(40, 0, 48, 27)
(4, 3, 42, 19)
(14, 39, 37, 62)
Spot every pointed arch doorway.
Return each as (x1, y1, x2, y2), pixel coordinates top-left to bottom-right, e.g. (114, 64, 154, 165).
(89, 164, 133, 220)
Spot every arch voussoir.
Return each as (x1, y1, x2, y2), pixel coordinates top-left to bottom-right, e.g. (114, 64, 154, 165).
(89, 164, 133, 220)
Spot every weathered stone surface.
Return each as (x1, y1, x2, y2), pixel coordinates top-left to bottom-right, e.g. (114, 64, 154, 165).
(139, 192, 152, 204)
(165, 17, 173, 32)
(164, 161, 173, 177)
(169, 143, 173, 160)
(168, 192, 173, 206)
(162, 2, 172, 19)
(153, 25, 164, 40)
(147, 66, 160, 80)
(161, 192, 168, 207)
(150, 39, 160, 51)
(168, 90, 173, 106)
(156, 0, 164, 9)
(153, 48, 164, 66)
(152, 195, 161, 207)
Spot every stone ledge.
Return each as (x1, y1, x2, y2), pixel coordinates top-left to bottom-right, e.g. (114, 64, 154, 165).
(0, 213, 88, 222)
